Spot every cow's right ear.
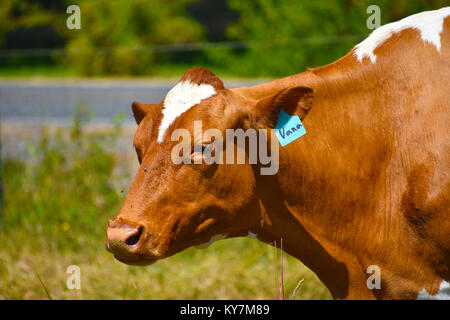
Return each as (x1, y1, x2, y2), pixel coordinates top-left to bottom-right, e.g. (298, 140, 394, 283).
(131, 101, 154, 125)
(252, 86, 313, 129)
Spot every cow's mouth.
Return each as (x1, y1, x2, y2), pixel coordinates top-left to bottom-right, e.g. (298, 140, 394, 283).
(113, 254, 158, 266)
(106, 236, 163, 266)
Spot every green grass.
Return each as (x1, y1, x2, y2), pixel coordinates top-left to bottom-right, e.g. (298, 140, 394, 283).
(0, 61, 269, 79)
(0, 109, 331, 300)
(0, 64, 223, 79)
(0, 230, 331, 300)
(0, 63, 76, 78)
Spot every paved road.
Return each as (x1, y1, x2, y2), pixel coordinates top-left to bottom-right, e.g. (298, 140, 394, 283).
(0, 78, 264, 125)
(1, 80, 174, 125)
(0, 78, 265, 159)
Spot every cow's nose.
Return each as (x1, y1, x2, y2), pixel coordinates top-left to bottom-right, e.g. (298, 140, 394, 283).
(106, 218, 145, 254)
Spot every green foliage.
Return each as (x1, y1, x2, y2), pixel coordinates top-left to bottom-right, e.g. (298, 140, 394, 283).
(205, 0, 450, 77)
(63, 0, 205, 75)
(1, 0, 449, 77)
(1, 106, 126, 251)
(0, 0, 62, 44)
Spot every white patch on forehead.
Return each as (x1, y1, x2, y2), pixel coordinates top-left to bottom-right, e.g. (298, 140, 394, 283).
(416, 280, 450, 300)
(195, 234, 227, 249)
(157, 80, 216, 143)
(354, 7, 450, 63)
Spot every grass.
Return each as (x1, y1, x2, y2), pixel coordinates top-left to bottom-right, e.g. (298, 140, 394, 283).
(0, 230, 331, 300)
(0, 61, 270, 79)
(0, 109, 332, 300)
(0, 62, 76, 78)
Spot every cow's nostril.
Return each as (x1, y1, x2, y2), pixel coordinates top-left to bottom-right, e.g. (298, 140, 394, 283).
(125, 226, 143, 246)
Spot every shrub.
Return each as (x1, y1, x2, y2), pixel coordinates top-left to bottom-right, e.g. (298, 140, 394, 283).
(1, 106, 127, 251)
(63, 0, 205, 75)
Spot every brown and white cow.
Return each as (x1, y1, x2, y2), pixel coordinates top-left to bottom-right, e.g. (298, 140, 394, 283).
(106, 8, 450, 299)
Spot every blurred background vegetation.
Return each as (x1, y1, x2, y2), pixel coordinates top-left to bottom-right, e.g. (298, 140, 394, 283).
(1, 0, 448, 299)
(0, 0, 448, 77)
(0, 111, 332, 299)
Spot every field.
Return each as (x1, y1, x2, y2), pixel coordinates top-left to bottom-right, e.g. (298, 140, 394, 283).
(0, 114, 331, 300)
(3, 0, 450, 302)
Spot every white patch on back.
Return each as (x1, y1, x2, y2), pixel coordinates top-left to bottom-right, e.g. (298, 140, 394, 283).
(157, 80, 216, 143)
(416, 280, 450, 300)
(354, 7, 450, 63)
(195, 234, 227, 249)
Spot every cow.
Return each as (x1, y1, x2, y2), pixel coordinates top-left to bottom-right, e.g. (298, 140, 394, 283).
(106, 8, 450, 299)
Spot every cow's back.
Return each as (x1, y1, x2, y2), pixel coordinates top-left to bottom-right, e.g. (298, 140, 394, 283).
(289, 10, 450, 288)
(232, 9, 450, 296)
(378, 17, 450, 274)
(349, 13, 450, 279)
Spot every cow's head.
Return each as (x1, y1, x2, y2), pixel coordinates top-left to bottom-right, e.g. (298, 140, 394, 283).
(105, 67, 313, 265)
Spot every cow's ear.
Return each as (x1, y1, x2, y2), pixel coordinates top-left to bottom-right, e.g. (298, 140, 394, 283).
(131, 101, 155, 125)
(253, 86, 313, 128)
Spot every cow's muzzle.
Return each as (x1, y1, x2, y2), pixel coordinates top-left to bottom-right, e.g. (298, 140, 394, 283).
(105, 217, 156, 265)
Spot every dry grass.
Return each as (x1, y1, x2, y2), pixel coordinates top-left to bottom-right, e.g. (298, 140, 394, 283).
(0, 229, 331, 300)
(0, 116, 331, 300)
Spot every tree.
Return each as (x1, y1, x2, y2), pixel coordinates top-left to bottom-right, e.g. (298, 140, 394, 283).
(206, 0, 449, 77)
(63, 0, 205, 75)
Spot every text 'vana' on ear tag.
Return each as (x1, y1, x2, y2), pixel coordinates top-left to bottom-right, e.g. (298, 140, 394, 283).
(274, 109, 306, 147)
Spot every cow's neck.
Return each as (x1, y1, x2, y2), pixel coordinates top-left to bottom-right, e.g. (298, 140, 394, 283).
(240, 55, 440, 299)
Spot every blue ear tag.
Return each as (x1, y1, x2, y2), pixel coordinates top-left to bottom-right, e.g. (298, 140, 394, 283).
(274, 109, 306, 146)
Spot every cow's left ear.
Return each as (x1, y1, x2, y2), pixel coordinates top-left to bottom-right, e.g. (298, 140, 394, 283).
(131, 101, 159, 125)
(252, 86, 313, 128)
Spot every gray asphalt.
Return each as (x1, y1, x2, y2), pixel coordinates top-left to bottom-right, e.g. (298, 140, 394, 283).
(0, 79, 264, 125)
(1, 83, 172, 125)
(0, 79, 265, 159)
